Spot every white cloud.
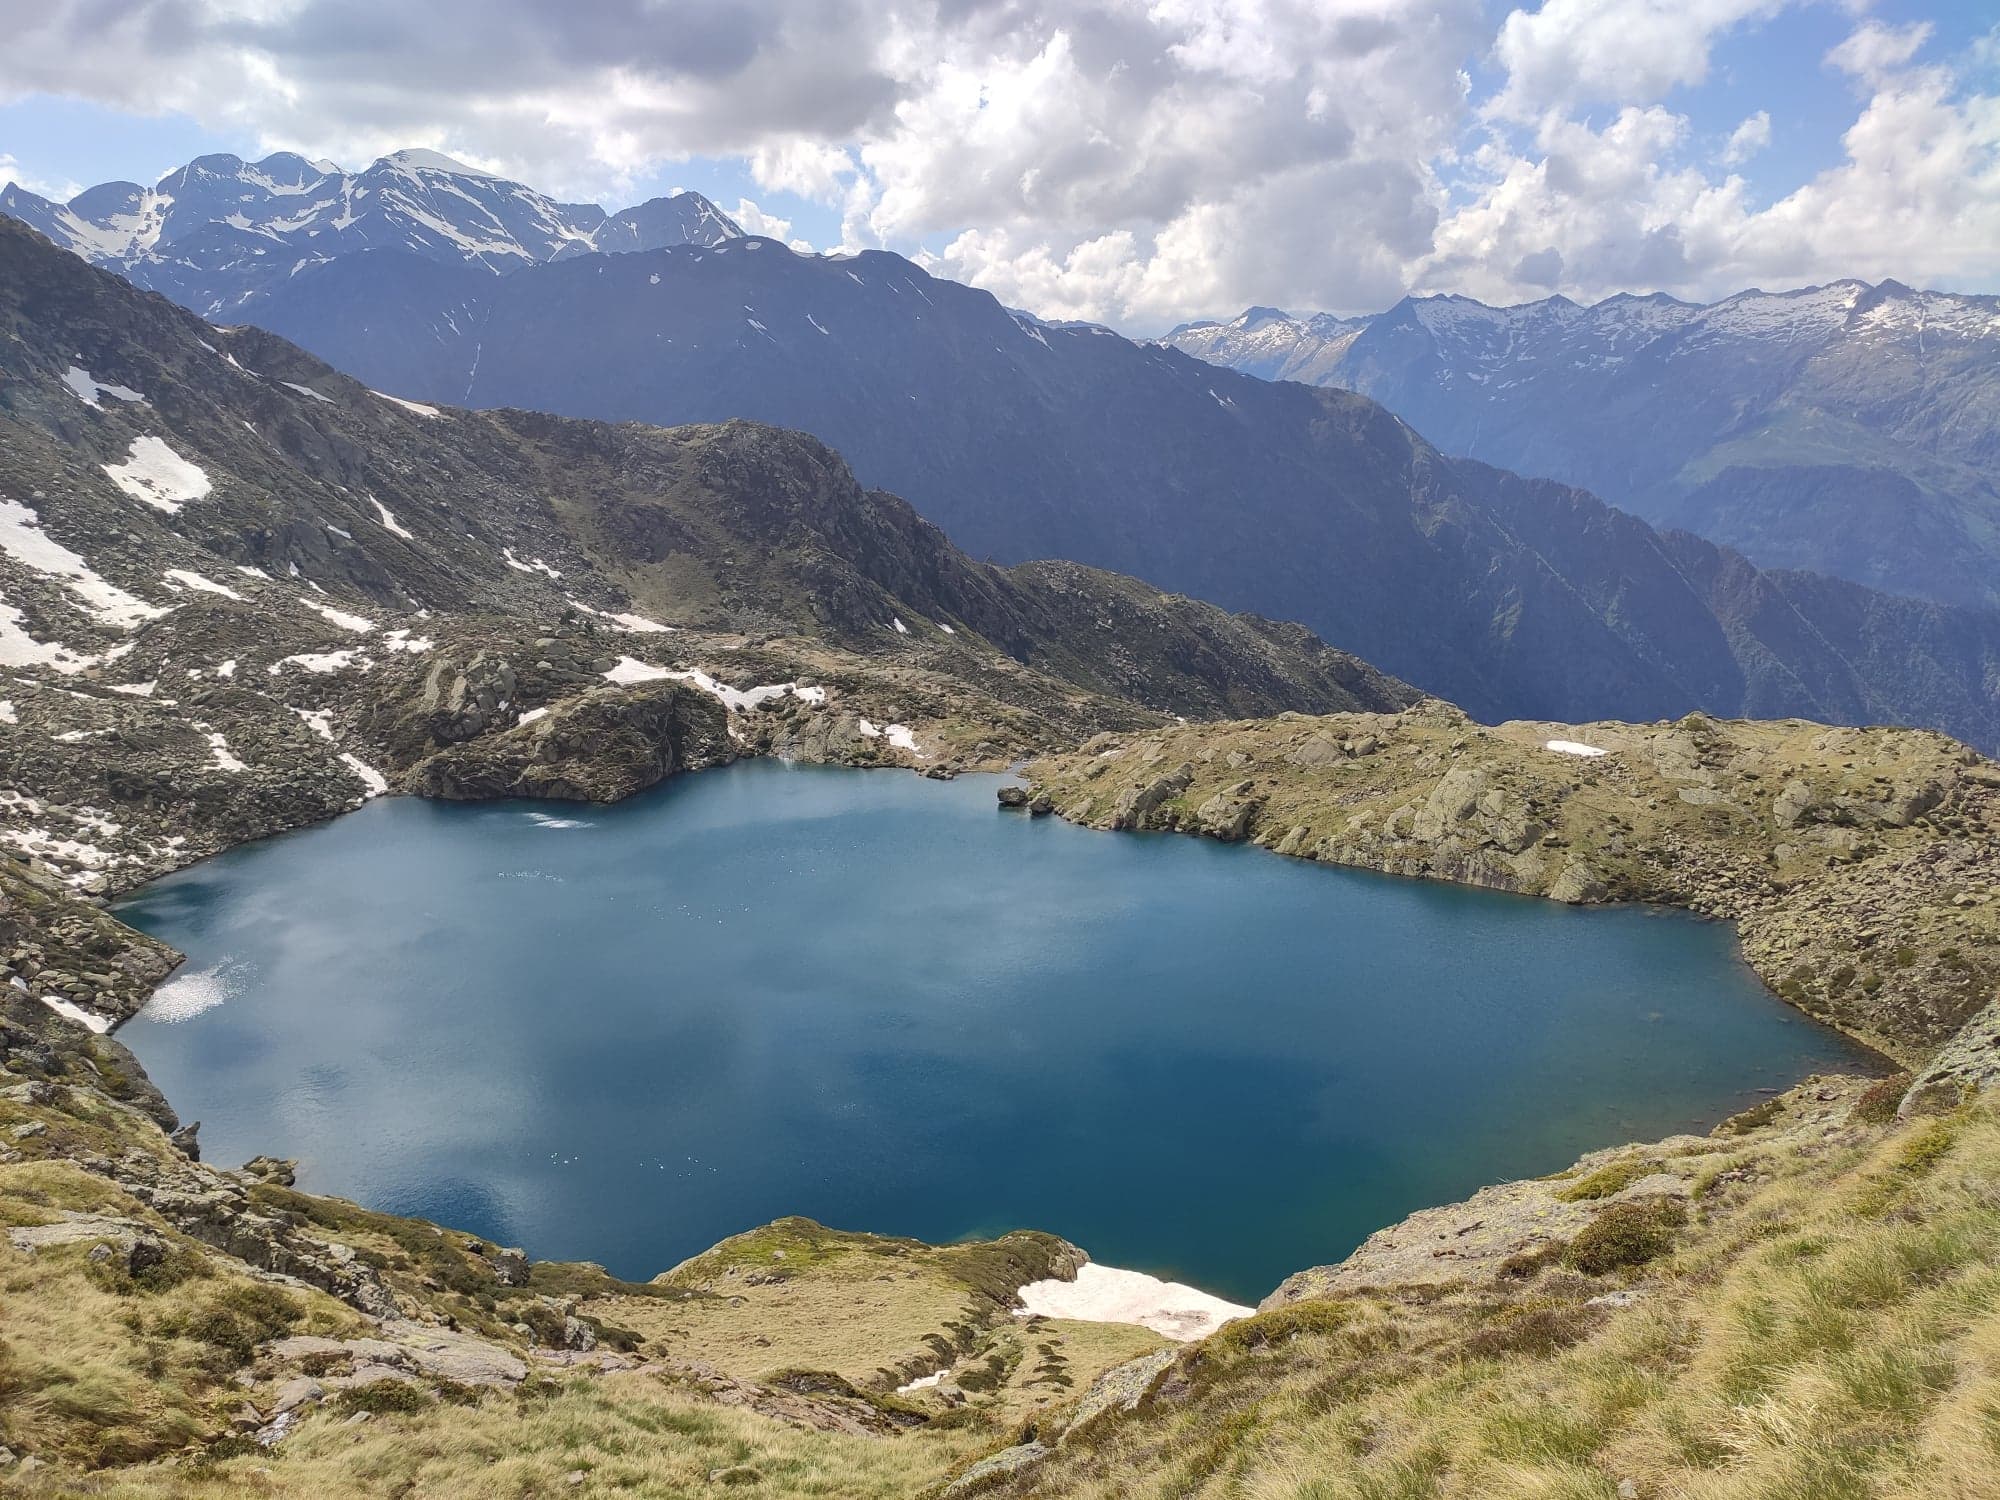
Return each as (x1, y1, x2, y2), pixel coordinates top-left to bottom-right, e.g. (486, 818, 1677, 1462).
(730, 197, 816, 253)
(0, 153, 80, 201)
(1486, 0, 1790, 123)
(1, 0, 1996, 328)
(1422, 20, 2000, 306)
(1826, 20, 1933, 85)
(1722, 109, 1771, 164)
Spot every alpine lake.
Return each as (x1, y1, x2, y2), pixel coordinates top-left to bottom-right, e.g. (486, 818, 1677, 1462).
(114, 760, 1877, 1305)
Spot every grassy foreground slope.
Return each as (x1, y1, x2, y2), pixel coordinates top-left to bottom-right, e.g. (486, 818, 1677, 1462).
(965, 1087, 2000, 1500)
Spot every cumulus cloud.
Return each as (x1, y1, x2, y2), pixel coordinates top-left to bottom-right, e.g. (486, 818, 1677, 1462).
(1421, 18, 2000, 306)
(730, 197, 817, 254)
(2, 0, 1997, 328)
(1722, 110, 1772, 164)
(1486, 0, 1788, 122)
(0, 152, 80, 201)
(1827, 20, 1934, 85)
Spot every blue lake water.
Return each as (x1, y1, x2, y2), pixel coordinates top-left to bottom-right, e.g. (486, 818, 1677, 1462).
(115, 761, 1876, 1304)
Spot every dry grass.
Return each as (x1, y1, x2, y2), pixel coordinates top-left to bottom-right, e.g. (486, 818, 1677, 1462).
(971, 1097, 2000, 1499)
(0, 1165, 361, 1471)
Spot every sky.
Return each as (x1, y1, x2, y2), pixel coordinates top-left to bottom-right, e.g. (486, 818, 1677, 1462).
(1, 0, 1996, 334)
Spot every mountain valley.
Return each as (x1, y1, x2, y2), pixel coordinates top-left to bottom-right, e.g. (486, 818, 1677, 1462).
(1166, 287, 2000, 609)
(0, 131, 1998, 1500)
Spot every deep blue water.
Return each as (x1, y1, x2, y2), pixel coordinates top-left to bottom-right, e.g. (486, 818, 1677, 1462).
(114, 761, 1875, 1304)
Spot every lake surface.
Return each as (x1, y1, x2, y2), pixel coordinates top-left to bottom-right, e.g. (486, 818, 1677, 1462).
(116, 761, 1876, 1304)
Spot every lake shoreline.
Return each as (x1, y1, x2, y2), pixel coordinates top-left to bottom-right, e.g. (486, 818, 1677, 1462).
(109, 756, 1879, 1303)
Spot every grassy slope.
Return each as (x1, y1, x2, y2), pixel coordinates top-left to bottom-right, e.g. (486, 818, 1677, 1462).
(985, 1092, 2000, 1500)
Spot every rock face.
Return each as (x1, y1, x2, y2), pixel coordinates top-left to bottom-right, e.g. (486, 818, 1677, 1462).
(408, 683, 734, 802)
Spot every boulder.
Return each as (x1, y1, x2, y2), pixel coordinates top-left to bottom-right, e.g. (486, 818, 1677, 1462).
(408, 683, 734, 803)
(1111, 763, 1193, 830)
(1193, 781, 1260, 841)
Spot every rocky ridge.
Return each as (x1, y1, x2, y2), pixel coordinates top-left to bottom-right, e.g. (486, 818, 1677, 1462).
(1026, 704, 2000, 1064)
(1164, 285, 2000, 607)
(0, 149, 743, 318)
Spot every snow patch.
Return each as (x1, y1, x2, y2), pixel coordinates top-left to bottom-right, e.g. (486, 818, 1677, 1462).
(269, 649, 364, 675)
(1014, 1264, 1250, 1342)
(291, 707, 335, 741)
(0, 701, 13, 725)
(890, 616, 909, 635)
(371, 390, 441, 418)
(204, 731, 248, 773)
(0, 600, 97, 674)
(566, 597, 672, 633)
(502, 548, 562, 579)
(102, 436, 212, 513)
(339, 753, 388, 797)
(516, 707, 549, 727)
(301, 598, 376, 633)
(62, 365, 146, 409)
(163, 568, 244, 600)
(370, 497, 414, 539)
(0, 497, 169, 628)
(603, 656, 670, 685)
(1544, 739, 1608, 758)
(40, 995, 112, 1033)
(280, 380, 334, 404)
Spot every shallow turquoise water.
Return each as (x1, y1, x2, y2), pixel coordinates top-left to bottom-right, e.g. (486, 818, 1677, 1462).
(115, 761, 1876, 1303)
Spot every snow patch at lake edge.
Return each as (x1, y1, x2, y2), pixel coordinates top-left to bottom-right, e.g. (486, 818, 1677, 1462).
(1015, 1262, 1251, 1341)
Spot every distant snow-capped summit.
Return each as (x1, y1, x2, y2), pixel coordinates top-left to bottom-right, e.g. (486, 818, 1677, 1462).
(0, 149, 744, 317)
(1162, 281, 2000, 607)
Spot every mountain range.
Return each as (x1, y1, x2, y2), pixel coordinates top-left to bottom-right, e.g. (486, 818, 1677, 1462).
(1164, 288, 2000, 608)
(0, 210, 1408, 758)
(0, 149, 742, 319)
(239, 238, 2000, 749)
(6, 151, 1999, 751)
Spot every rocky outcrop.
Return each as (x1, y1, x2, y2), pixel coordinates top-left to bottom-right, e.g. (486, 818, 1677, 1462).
(1031, 709, 2000, 1061)
(1110, 763, 1194, 830)
(407, 682, 734, 802)
(414, 651, 520, 745)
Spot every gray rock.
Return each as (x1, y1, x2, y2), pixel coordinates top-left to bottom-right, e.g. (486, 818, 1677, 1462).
(270, 1376, 325, 1415)
(944, 1442, 1050, 1495)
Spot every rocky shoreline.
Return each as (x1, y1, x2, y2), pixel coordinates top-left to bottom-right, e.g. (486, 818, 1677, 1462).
(1023, 702, 2000, 1092)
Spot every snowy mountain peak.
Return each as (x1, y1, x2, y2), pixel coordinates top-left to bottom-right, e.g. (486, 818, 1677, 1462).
(1, 149, 745, 318)
(380, 148, 499, 178)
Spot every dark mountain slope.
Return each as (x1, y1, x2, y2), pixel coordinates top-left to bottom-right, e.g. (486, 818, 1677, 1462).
(1167, 289, 2000, 607)
(245, 241, 2000, 747)
(0, 212, 1408, 731)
